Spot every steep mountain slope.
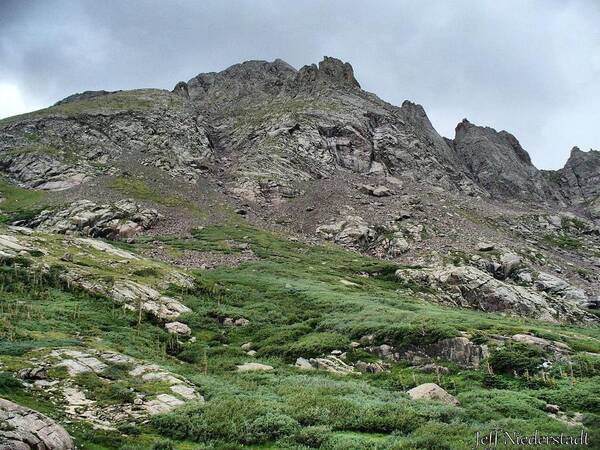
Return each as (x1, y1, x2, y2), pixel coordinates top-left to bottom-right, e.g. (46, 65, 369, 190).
(178, 57, 478, 200)
(449, 119, 561, 202)
(546, 147, 600, 218)
(1, 56, 600, 449)
(0, 89, 213, 189)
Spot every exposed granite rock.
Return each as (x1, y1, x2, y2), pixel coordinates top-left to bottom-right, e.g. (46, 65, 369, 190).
(451, 119, 558, 202)
(23, 199, 160, 239)
(0, 153, 88, 191)
(511, 334, 572, 356)
(396, 265, 595, 323)
(0, 89, 213, 187)
(546, 147, 600, 218)
(0, 56, 598, 212)
(399, 337, 489, 369)
(236, 363, 273, 372)
(0, 234, 41, 259)
(12, 348, 205, 429)
(182, 57, 479, 200)
(0, 398, 75, 450)
(110, 280, 191, 321)
(534, 272, 588, 304)
(316, 215, 375, 248)
(407, 383, 459, 406)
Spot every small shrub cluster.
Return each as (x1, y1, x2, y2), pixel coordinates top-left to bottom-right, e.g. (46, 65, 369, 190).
(488, 342, 546, 375)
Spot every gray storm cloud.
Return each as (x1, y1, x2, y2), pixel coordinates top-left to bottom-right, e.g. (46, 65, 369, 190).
(1, 0, 598, 169)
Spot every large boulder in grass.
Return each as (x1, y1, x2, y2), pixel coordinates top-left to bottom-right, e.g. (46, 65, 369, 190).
(407, 383, 459, 406)
(236, 363, 273, 372)
(165, 321, 192, 336)
(0, 398, 75, 449)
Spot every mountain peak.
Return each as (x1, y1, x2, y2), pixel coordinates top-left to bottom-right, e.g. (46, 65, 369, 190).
(317, 56, 360, 88)
(295, 56, 360, 89)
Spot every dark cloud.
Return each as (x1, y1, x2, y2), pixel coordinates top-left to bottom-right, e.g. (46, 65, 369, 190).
(1, 0, 598, 169)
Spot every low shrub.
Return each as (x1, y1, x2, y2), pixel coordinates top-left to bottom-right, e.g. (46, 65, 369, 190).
(176, 342, 207, 364)
(283, 425, 333, 448)
(460, 389, 546, 422)
(488, 342, 546, 375)
(0, 371, 21, 392)
(246, 412, 300, 444)
(283, 332, 349, 359)
(539, 377, 600, 413)
(151, 439, 175, 450)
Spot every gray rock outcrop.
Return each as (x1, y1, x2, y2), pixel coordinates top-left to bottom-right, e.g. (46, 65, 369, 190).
(396, 265, 595, 323)
(450, 119, 557, 202)
(545, 147, 600, 218)
(23, 199, 160, 239)
(0, 398, 75, 450)
(0, 89, 213, 188)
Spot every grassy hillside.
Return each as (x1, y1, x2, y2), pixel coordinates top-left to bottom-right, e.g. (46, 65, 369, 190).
(1, 222, 600, 449)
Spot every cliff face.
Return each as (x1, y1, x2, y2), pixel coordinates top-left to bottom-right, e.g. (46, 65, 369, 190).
(545, 147, 600, 218)
(170, 56, 482, 200)
(449, 119, 561, 203)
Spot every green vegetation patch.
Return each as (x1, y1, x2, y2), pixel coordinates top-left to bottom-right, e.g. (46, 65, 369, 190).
(542, 233, 583, 250)
(0, 177, 47, 223)
(1, 222, 600, 448)
(110, 177, 187, 208)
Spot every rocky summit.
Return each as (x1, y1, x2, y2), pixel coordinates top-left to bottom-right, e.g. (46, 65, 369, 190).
(0, 57, 599, 449)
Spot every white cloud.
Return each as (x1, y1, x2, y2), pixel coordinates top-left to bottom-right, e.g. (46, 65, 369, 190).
(0, 82, 42, 119)
(0, 0, 598, 168)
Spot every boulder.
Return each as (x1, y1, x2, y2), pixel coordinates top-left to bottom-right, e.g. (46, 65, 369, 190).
(0, 398, 75, 449)
(165, 322, 192, 336)
(416, 363, 450, 374)
(499, 253, 521, 279)
(316, 215, 376, 248)
(407, 383, 459, 406)
(476, 242, 495, 251)
(511, 334, 571, 356)
(359, 184, 393, 197)
(236, 363, 274, 372)
(234, 318, 250, 327)
(534, 272, 588, 304)
(389, 233, 410, 256)
(354, 361, 388, 373)
(295, 356, 355, 375)
(295, 357, 314, 370)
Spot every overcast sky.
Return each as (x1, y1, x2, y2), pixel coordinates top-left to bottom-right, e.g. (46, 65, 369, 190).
(1, 0, 598, 169)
